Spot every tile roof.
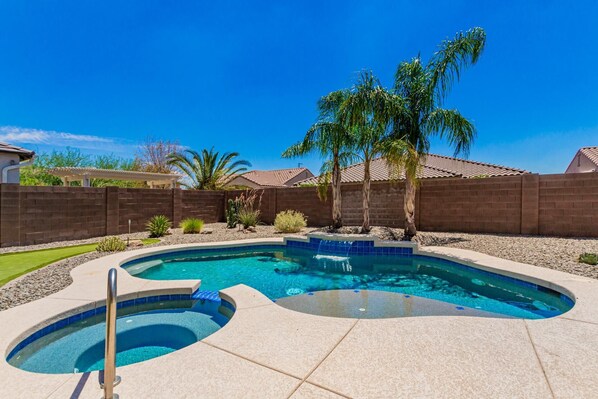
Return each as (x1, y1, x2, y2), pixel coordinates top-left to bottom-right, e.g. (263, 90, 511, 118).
(579, 146, 598, 166)
(296, 154, 529, 185)
(0, 142, 35, 160)
(237, 168, 312, 187)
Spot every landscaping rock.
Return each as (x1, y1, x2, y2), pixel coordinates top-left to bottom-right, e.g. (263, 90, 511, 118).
(200, 228, 213, 234)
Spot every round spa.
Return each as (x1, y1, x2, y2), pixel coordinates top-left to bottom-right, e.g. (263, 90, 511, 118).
(7, 297, 234, 374)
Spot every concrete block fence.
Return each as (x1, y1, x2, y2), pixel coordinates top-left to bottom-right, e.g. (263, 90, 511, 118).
(0, 172, 597, 246)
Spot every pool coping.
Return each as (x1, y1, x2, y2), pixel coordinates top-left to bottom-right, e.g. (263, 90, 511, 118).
(1, 235, 597, 398)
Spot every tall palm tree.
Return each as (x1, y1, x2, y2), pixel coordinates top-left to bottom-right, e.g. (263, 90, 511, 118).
(385, 27, 486, 239)
(340, 71, 400, 232)
(167, 148, 251, 190)
(282, 91, 354, 229)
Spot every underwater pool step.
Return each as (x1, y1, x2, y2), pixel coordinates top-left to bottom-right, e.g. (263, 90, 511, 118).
(192, 290, 221, 302)
(274, 289, 516, 319)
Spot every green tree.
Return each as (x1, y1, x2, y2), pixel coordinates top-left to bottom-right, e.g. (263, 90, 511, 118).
(91, 154, 141, 187)
(385, 27, 486, 239)
(20, 147, 91, 186)
(167, 148, 251, 190)
(340, 71, 401, 232)
(282, 91, 354, 229)
(20, 148, 141, 187)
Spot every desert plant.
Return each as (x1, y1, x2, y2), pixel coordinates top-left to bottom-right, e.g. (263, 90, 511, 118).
(579, 253, 598, 265)
(225, 198, 241, 228)
(146, 215, 171, 237)
(235, 190, 262, 228)
(274, 210, 307, 233)
(180, 218, 204, 234)
(96, 236, 127, 252)
(237, 208, 260, 228)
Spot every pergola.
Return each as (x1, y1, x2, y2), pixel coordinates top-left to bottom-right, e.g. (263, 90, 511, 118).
(48, 167, 181, 188)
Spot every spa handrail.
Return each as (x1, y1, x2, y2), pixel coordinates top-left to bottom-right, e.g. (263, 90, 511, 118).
(101, 268, 121, 399)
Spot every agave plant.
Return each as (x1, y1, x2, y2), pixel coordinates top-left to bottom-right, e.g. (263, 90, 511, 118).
(146, 215, 171, 238)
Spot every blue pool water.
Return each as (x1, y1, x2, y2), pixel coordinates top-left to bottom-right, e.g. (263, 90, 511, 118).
(122, 242, 573, 319)
(8, 299, 232, 374)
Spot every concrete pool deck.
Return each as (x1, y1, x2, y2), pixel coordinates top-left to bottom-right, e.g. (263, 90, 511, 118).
(0, 237, 597, 398)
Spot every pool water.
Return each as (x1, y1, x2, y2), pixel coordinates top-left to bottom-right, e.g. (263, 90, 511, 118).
(123, 246, 573, 319)
(8, 299, 232, 374)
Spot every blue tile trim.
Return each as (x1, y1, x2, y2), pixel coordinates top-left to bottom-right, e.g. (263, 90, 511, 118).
(6, 294, 232, 362)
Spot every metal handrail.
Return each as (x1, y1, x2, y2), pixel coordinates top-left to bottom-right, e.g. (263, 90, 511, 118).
(101, 268, 121, 399)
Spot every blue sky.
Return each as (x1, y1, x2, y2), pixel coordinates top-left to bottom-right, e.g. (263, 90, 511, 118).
(0, 1, 596, 174)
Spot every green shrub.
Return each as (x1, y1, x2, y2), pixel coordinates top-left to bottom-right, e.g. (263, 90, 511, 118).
(226, 198, 240, 228)
(579, 253, 598, 265)
(233, 190, 263, 229)
(237, 208, 260, 228)
(96, 236, 127, 252)
(180, 218, 204, 234)
(274, 210, 307, 233)
(146, 215, 171, 237)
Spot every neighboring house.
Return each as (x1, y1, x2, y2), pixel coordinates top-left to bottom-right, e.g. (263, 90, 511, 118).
(296, 153, 528, 185)
(227, 167, 314, 188)
(0, 142, 35, 184)
(565, 146, 598, 174)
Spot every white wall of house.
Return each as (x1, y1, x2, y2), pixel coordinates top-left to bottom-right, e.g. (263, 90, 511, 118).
(0, 153, 23, 183)
(565, 152, 598, 173)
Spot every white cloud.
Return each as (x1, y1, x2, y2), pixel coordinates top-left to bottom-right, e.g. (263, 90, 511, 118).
(0, 126, 114, 146)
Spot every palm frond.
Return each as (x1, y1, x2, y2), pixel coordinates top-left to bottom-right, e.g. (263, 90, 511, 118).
(426, 108, 476, 157)
(316, 161, 333, 200)
(167, 147, 250, 190)
(427, 27, 486, 100)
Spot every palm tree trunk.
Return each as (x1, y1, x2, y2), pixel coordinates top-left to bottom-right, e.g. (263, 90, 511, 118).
(403, 174, 417, 240)
(331, 158, 342, 229)
(362, 157, 371, 233)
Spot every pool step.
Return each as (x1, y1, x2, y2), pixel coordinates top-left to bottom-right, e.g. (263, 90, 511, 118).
(192, 290, 221, 302)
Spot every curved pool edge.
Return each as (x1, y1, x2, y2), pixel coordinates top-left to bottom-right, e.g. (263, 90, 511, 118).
(1, 236, 598, 398)
(119, 234, 578, 314)
(4, 292, 236, 366)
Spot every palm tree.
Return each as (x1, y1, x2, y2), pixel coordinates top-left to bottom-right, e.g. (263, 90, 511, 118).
(340, 71, 400, 232)
(282, 91, 354, 229)
(385, 27, 486, 239)
(167, 148, 251, 190)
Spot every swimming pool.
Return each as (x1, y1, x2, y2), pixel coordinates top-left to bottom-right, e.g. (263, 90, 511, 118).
(7, 297, 233, 374)
(122, 237, 573, 319)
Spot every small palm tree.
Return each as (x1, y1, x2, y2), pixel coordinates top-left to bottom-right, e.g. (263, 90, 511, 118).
(282, 91, 354, 229)
(340, 71, 400, 232)
(167, 148, 251, 190)
(385, 27, 486, 239)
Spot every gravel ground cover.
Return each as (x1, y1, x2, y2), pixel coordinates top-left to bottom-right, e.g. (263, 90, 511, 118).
(1, 223, 596, 311)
